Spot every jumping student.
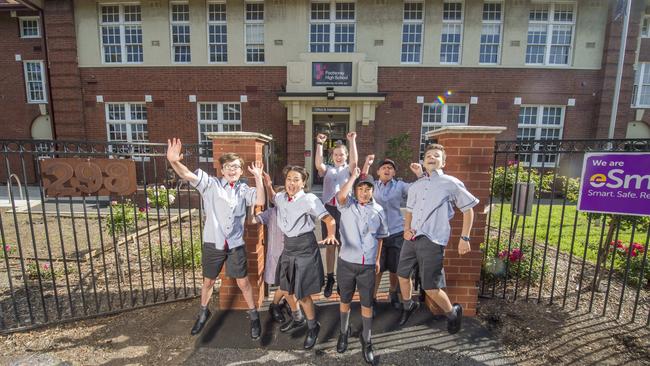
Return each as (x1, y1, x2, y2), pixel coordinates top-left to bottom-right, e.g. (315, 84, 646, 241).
(396, 143, 478, 334)
(250, 172, 305, 329)
(360, 155, 423, 311)
(274, 165, 339, 349)
(314, 131, 358, 298)
(335, 167, 388, 364)
(166, 138, 265, 339)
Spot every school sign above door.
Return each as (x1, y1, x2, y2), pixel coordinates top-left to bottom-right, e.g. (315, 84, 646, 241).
(577, 153, 650, 216)
(312, 62, 353, 86)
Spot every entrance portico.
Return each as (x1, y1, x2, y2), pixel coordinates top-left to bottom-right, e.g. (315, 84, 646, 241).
(279, 53, 385, 187)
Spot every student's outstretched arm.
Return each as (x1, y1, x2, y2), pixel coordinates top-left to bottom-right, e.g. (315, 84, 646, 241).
(347, 131, 358, 172)
(247, 161, 266, 206)
(314, 133, 328, 176)
(459, 208, 474, 256)
(319, 215, 339, 246)
(375, 239, 383, 274)
(262, 172, 276, 204)
(337, 167, 360, 205)
(167, 138, 198, 184)
(360, 154, 374, 178)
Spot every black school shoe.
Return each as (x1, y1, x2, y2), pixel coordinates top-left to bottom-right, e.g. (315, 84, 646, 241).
(398, 301, 420, 326)
(336, 327, 351, 353)
(303, 322, 320, 349)
(280, 317, 305, 332)
(324, 275, 335, 298)
(190, 309, 211, 335)
(251, 318, 262, 340)
(447, 303, 463, 334)
(360, 336, 375, 364)
(269, 303, 286, 323)
(390, 291, 402, 310)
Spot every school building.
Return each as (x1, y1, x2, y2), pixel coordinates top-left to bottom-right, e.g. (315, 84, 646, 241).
(2, 0, 650, 180)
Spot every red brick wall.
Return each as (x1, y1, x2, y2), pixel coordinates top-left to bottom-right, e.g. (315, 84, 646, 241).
(43, 0, 86, 140)
(0, 11, 46, 141)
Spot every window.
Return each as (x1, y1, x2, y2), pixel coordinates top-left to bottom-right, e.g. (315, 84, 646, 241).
(401, 1, 424, 63)
(525, 3, 575, 66)
(633, 63, 650, 107)
(245, 2, 265, 63)
(309, 1, 356, 53)
(198, 103, 242, 160)
(23, 61, 47, 103)
(171, 2, 191, 63)
(479, 2, 502, 64)
(440, 1, 463, 64)
(516, 106, 564, 166)
(19, 17, 40, 38)
(208, 2, 228, 63)
(642, 16, 650, 38)
(105, 103, 149, 157)
(419, 103, 468, 158)
(100, 4, 143, 64)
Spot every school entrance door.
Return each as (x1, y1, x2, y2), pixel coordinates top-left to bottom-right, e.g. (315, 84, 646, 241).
(312, 114, 349, 185)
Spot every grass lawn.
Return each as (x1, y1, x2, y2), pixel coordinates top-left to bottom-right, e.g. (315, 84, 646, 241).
(486, 203, 647, 264)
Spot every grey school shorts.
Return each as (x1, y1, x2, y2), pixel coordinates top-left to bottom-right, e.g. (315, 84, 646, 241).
(396, 236, 446, 290)
(379, 232, 404, 273)
(201, 243, 248, 280)
(336, 257, 376, 308)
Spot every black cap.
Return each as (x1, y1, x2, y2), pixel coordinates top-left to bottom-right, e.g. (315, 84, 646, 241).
(379, 158, 397, 170)
(354, 175, 375, 188)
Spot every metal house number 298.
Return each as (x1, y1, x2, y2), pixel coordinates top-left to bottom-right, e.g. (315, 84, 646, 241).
(40, 158, 136, 197)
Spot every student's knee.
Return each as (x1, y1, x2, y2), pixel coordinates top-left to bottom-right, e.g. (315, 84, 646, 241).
(203, 277, 217, 287)
(236, 277, 251, 289)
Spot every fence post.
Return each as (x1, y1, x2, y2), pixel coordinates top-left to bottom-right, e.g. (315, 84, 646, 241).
(426, 126, 505, 316)
(207, 132, 273, 310)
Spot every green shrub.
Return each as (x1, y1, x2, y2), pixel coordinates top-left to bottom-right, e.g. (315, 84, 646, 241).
(155, 239, 202, 270)
(481, 238, 547, 285)
(106, 199, 145, 235)
(608, 240, 650, 288)
(25, 261, 65, 281)
(146, 185, 177, 209)
(490, 163, 540, 200)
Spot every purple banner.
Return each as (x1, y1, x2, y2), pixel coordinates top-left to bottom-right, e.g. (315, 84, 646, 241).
(577, 153, 650, 217)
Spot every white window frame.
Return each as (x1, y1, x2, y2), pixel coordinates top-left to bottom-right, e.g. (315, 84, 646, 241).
(309, 0, 356, 53)
(516, 105, 565, 167)
(23, 60, 47, 104)
(207, 1, 228, 63)
(244, 1, 265, 64)
(440, 0, 464, 65)
(19, 16, 41, 38)
(419, 103, 469, 159)
(170, 1, 191, 64)
(479, 1, 503, 65)
(105, 103, 149, 160)
(99, 3, 143, 64)
(197, 102, 243, 162)
(525, 2, 576, 66)
(400, 1, 425, 64)
(641, 15, 650, 38)
(633, 62, 650, 108)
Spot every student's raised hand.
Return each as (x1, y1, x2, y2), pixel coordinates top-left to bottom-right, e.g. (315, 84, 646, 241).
(262, 171, 272, 188)
(319, 234, 340, 246)
(166, 138, 184, 163)
(248, 161, 264, 178)
(352, 167, 361, 179)
(347, 131, 357, 141)
(458, 239, 471, 256)
(316, 133, 327, 144)
(410, 163, 424, 177)
(365, 154, 375, 167)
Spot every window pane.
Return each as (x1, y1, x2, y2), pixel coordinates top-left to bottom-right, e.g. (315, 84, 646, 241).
(441, 23, 461, 63)
(404, 2, 423, 20)
(334, 23, 355, 52)
(310, 24, 330, 52)
(209, 3, 227, 22)
(443, 2, 463, 21)
(172, 4, 190, 22)
(246, 3, 264, 21)
(101, 5, 120, 23)
(335, 2, 355, 20)
(482, 2, 501, 21)
(311, 2, 330, 20)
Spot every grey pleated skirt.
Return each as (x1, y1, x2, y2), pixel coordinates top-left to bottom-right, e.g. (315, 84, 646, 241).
(276, 231, 324, 299)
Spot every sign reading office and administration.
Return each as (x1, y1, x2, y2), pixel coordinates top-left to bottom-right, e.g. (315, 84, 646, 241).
(577, 153, 650, 217)
(312, 62, 352, 86)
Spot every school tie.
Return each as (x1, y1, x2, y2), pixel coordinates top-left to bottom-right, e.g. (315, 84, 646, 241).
(224, 240, 229, 251)
(288, 196, 293, 202)
(229, 182, 235, 188)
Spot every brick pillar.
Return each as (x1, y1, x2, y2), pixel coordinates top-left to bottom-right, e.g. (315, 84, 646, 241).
(425, 126, 505, 317)
(355, 121, 375, 161)
(286, 120, 306, 167)
(43, 0, 87, 140)
(206, 132, 273, 310)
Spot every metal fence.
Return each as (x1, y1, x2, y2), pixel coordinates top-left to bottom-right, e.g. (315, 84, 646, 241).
(0, 140, 220, 333)
(481, 139, 650, 326)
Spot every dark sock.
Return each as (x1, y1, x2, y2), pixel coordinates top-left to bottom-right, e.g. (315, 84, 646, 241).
(340, 310, 350, 333)
(247, 309, 259, 321)
(403, 299, 414, 310)
(327, 272, 334, 280)
(200, 305, 208, 312)
(390, 291, 399, 302)
(362, 316, 372, 342)
(307, 318, 317, 329)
